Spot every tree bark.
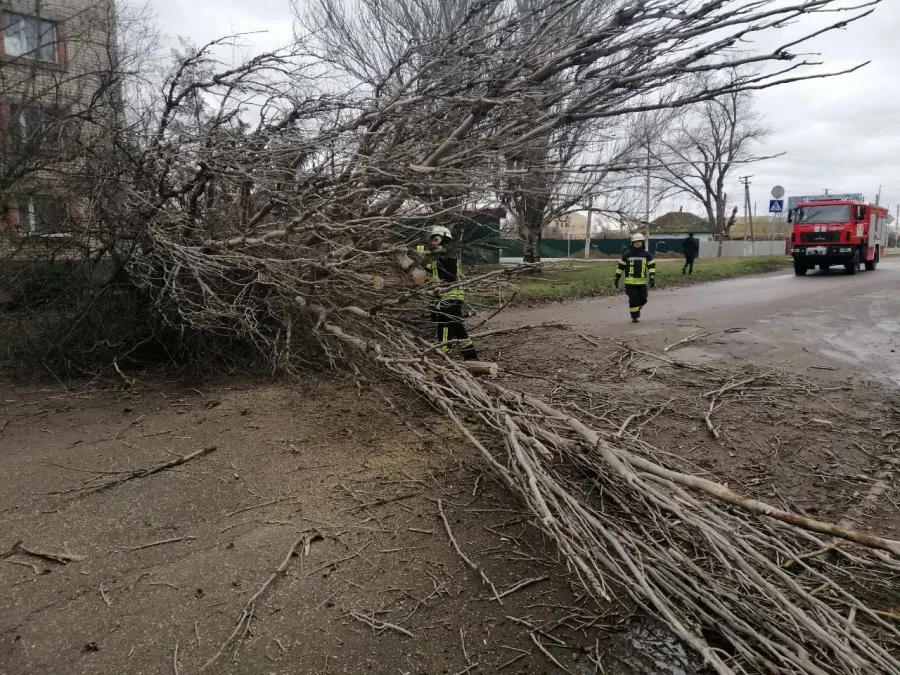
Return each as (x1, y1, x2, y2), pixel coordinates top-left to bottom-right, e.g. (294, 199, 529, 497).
(517, 193, 549, 264)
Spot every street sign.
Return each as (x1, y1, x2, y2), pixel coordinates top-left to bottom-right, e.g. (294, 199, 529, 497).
(771, 185, 785, 199)
(769, 199, 784, 213)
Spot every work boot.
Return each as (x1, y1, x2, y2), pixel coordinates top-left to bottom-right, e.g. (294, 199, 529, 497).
(632, 316, 639, 323)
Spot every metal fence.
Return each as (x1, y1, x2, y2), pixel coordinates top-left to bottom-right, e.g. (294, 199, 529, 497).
(698, 240, 788, 258)
(494, 238, 789, 260)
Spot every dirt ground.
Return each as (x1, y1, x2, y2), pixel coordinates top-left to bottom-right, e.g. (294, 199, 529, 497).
(0, 374, 693, 675)
(2, 263, 900, 675)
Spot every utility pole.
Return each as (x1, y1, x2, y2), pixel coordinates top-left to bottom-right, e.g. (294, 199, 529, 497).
(875, 185, 882, 205)
(823, 188, 830, 196)
(740, 175, 755, 254)
(584, 194, 593, 260)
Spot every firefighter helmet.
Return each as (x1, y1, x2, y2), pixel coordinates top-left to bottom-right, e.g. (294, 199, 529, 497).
(631, 232, 646, 243)
(429, 226, 453, 241)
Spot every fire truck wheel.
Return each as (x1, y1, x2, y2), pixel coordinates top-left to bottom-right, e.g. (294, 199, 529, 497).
(845, 250, 861, 276)
(793, 261, 808, 276)
(864, 247, 878, 271)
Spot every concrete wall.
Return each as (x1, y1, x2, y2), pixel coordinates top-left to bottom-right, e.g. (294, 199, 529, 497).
(699, 240, 788, 258)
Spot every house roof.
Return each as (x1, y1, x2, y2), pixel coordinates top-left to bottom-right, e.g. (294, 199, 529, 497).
(651, 211, 710, 233)
(727, 216, 791, 238)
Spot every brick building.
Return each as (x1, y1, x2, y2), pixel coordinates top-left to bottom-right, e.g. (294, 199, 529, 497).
(0, 0, 116, 235)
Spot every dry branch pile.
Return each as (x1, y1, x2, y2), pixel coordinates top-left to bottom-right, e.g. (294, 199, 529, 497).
(372, 338, 900, 675)
(18, 1, 900, 673)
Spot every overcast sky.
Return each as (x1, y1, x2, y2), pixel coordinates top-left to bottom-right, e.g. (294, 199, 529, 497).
(146, 0, 899, 220)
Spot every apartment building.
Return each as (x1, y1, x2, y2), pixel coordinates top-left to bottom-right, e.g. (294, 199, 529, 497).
(0, 0, 115, 235)
(544, 212, 590, 239)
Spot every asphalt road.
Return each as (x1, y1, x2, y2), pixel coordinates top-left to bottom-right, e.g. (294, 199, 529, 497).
(500, 257, 900, 386)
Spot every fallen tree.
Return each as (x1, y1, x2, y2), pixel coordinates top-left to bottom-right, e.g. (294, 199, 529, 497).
(12, 1, 900, 672)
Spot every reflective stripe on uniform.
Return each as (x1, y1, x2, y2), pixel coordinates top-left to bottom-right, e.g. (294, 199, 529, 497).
(420, 244, 465, 300)
(620, 255, 655, 284)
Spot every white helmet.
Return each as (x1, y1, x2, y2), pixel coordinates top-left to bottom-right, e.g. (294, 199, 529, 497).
(631, 232, 646, 243)
(429, 225, 453, 241)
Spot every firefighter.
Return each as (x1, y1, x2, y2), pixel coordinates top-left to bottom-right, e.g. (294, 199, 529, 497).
(614, 232, 656, 322)
(416, 226, 479, 360)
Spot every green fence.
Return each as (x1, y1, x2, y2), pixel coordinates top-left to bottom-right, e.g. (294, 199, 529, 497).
(493, 238, 691, 259)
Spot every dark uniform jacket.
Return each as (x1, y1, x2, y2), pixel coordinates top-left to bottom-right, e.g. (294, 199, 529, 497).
(417, 243, 464, 300)
(615, 247, 656, 286)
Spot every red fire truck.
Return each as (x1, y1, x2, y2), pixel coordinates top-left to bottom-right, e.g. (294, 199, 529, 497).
(788, 198, 888, 276)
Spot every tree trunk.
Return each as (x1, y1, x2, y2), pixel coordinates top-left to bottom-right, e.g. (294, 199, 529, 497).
(715, 199, 727, 258)
(518, 194, 549, 264)
(703, 202, 720, 258)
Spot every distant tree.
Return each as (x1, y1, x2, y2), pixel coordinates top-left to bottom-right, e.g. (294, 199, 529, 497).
(650, 70, 774, 256)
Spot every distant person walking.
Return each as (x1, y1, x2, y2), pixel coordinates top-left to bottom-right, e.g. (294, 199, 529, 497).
(682, 232, 698, 275)
(614, 233, 656, 323)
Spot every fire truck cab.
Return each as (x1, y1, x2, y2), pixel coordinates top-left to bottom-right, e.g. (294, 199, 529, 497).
(788, 199, 888, 276)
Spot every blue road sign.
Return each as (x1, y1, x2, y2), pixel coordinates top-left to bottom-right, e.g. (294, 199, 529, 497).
(769, 199, 784, 213)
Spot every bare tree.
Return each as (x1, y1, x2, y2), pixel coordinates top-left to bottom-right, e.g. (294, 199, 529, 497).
(650, 71, 774, 255)
(299, 0, 658, 262)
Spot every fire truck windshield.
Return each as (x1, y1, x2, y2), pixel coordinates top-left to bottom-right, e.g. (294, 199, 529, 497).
(794, 204, 852, 224)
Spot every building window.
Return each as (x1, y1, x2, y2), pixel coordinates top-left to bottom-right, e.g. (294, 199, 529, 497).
(8, 105, 63, 151)
(2, 12, 58, 63)
(19, 195, 67, 234)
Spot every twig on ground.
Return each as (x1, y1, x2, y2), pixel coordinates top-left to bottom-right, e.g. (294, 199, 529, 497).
(349, 611, 414, 637)
(530, 633, 574, 674)
(663, 331, 710, 352)
(343, 492, 420, 513)
(614, 341, 706, 371)
(460, 628, 471, 666)
(495, 575, 550, 600)
(76, 446, 218, 496)
(615, 412, 641, 438)
(451, 664, 479, 675)
(100, 583, 111, 607)
(663, 327, 744, 352)
(4, 540, 83, 564)
(201, 530, 318, 670)
(226, 495, 295, 518)
(498, 653, 527, 670)
(437, 499, 503, 603)
(119, 536, 198, 552)
(5, 558, 39, 573)
(306, 541, 370, 577)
